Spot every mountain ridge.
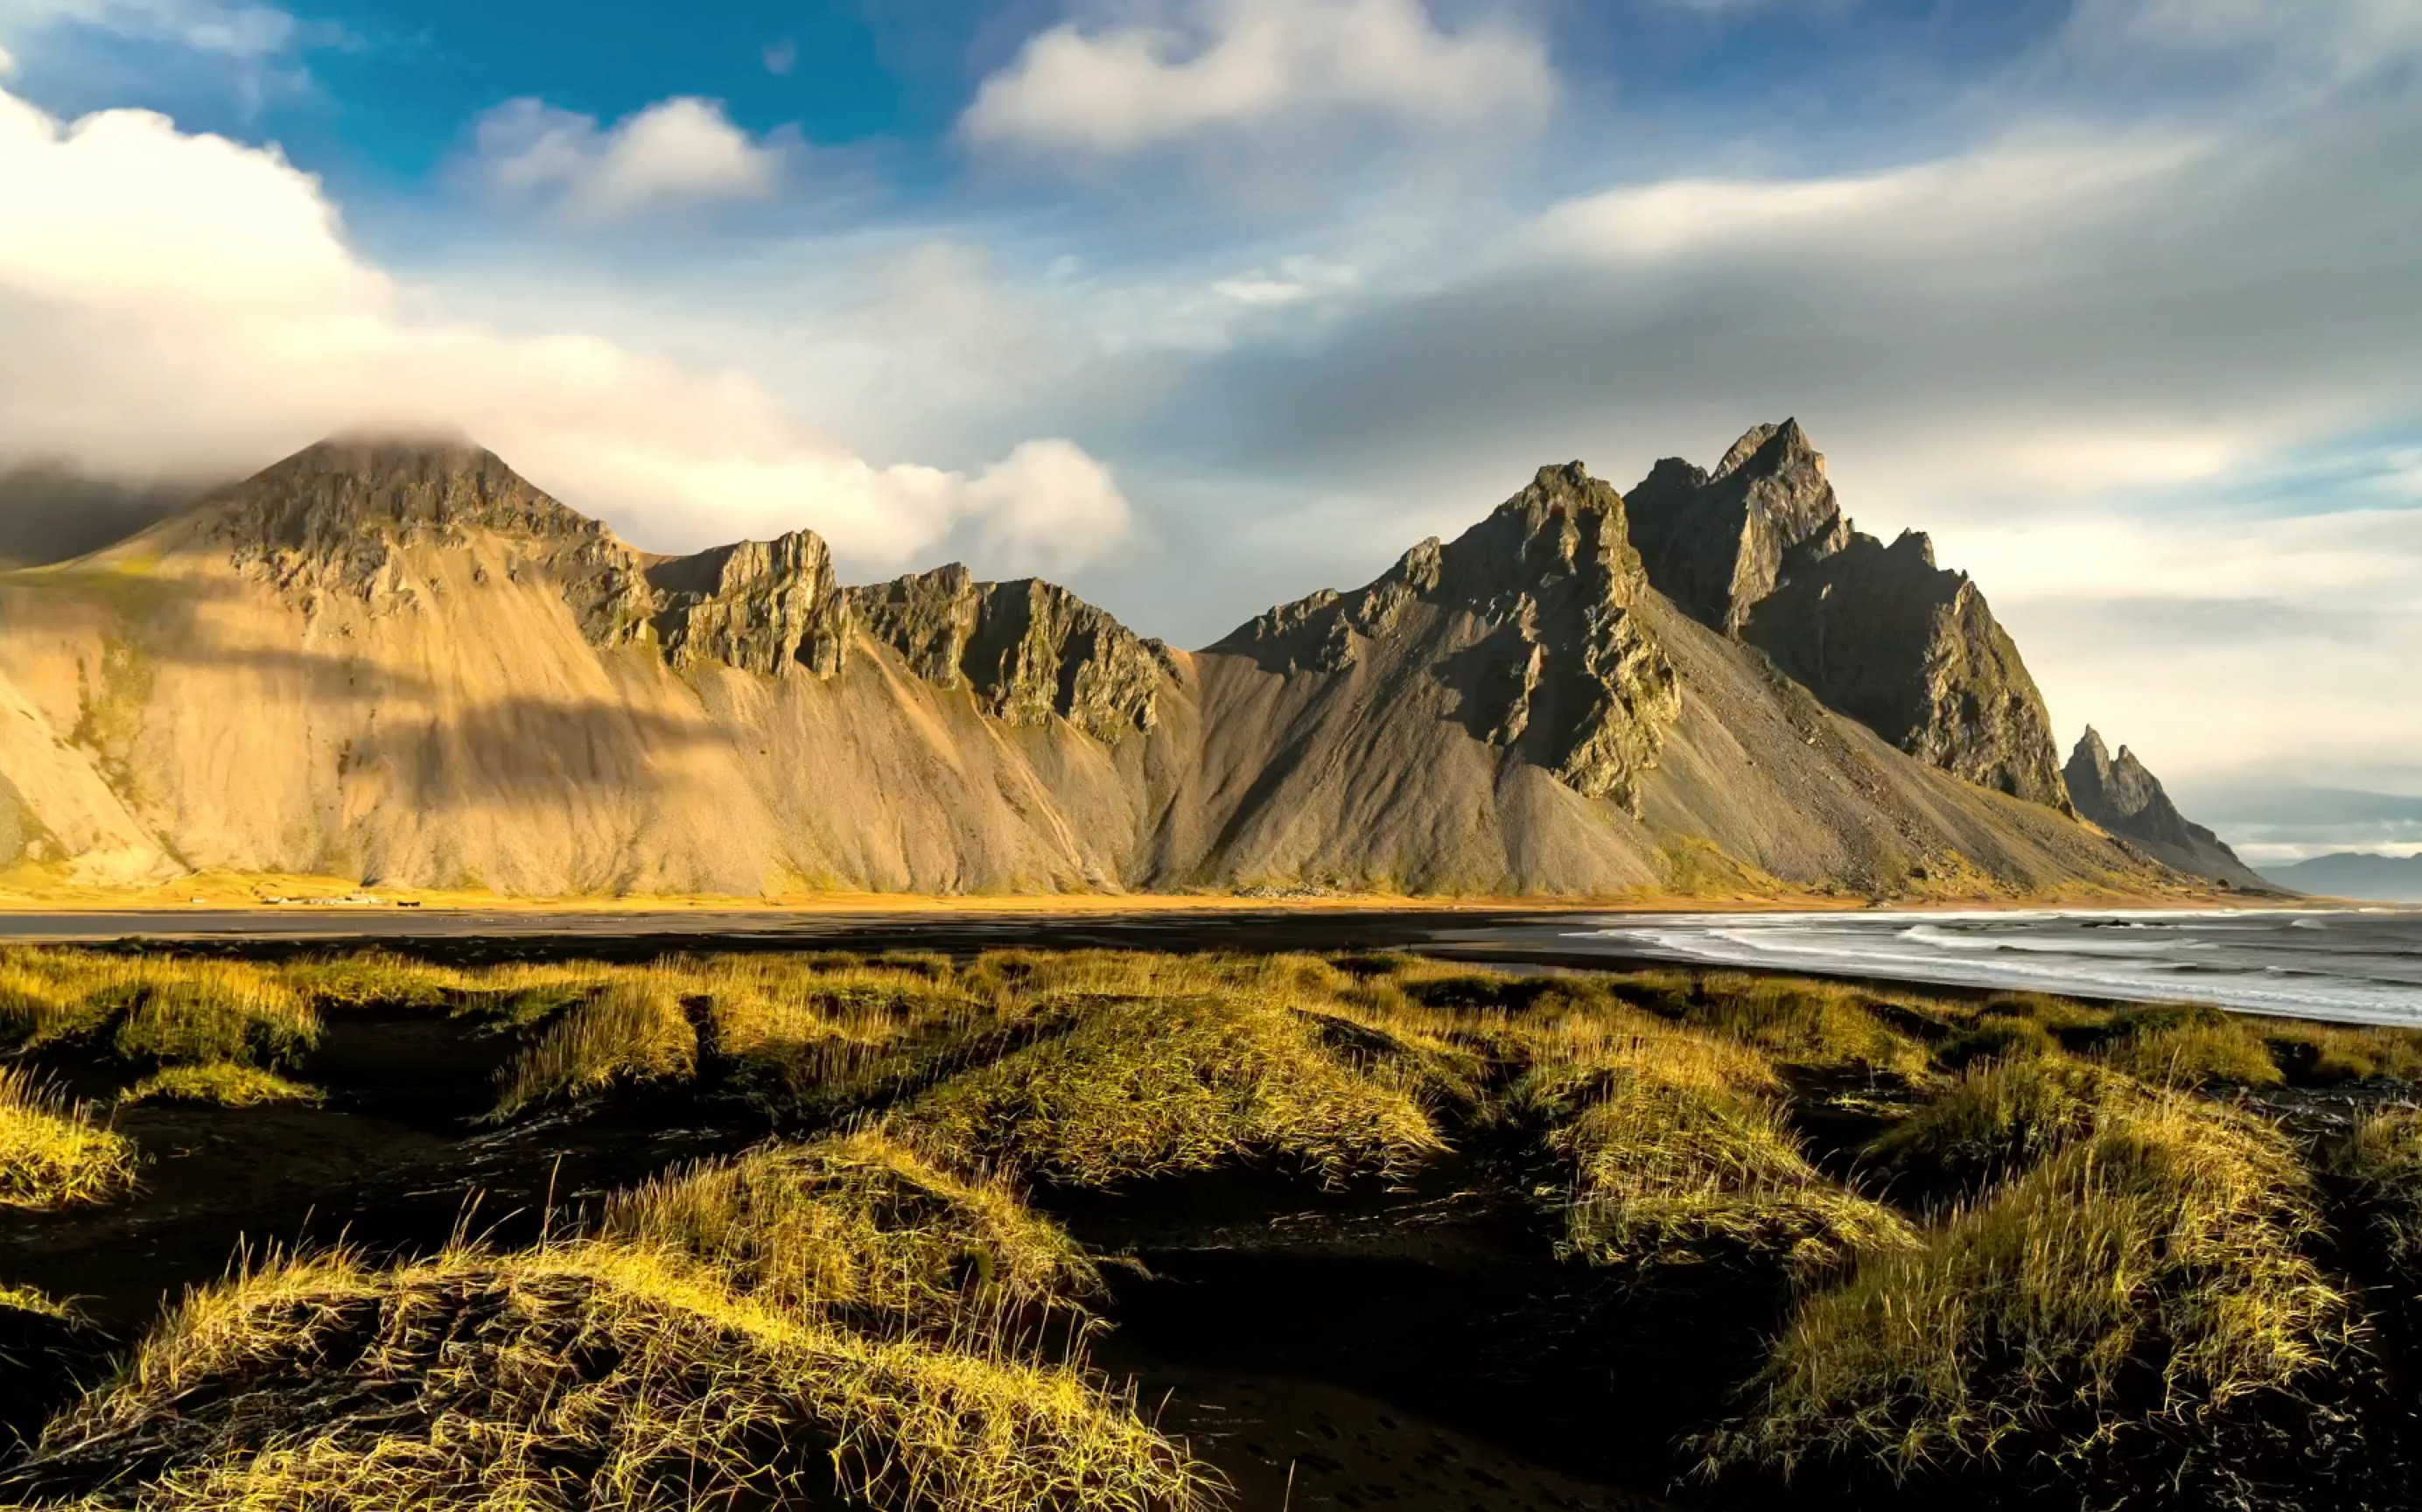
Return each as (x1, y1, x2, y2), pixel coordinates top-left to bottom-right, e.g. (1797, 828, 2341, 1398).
(0, 424, 2226, 900)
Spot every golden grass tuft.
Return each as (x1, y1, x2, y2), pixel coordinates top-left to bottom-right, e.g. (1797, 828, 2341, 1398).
(1711, 1088, 2349, 1479)
(2096, 1006, 2283, 1090)
(1519, 1005, 1914, 1271)
(1935, 1014, 2059, 1070)
(0, 1066, 136, 1210)
(119, 1063, 322, 1108)
(105, 960, 316, 1068)
(2325, 1108, 2422, 1275)
(702, 956, 1008, 1114)
(2261, 1020, 2422, 1085)
(904, 988, 1445, 1187)
(1867, 1054, 2111, 1191)
(606, 1127, 1099, 1340)
(1682, 974, 1931, 1078)
(273, 952, 466, 1011)
(1, 1279, 71, 1321)
(490, 970, 697, 1119)
(13, 1240, 1206, 1512)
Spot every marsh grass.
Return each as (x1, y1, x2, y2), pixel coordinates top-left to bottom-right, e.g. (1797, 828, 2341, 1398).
(2325, 1109, 2422, 1274)
(2264, 1021, 2422, 1085)
(1867, 1054, 2111, 1194)
(2096, 1005, 2284, 1090)
(490, 970, 696, 1119)
(0, 1066, 136, 1210)
(119, 1063, 322, 1108)
(1682, 975, 1932, 1079)
(10, 1239, 1208, 1512)
(1517, 1006, 1914, 1271)
(606, 1127, 1100, 1340)
(1712, 1088, 2349, 1480)
(904, 987, 1445, 1187)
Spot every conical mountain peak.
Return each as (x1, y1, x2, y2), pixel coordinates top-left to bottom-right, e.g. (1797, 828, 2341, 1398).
(197, 432, 614, 557)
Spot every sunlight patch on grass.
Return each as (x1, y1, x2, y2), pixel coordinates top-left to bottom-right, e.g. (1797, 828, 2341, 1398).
(1518, 1005, 1914, 1271)
(0, 1066, 136, 1210)
(489, 970, 696, 1118)
(14, 1240, 1208, 1512)
(904, 989, 1445, 1187)
(119, 1063, 322, 1108)
(1712, 1088, 2348, 1480)
(606, 1127, 1100, 1340)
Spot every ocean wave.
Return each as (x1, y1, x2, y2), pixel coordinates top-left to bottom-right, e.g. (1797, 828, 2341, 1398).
(1562, 911, 2422, 1026)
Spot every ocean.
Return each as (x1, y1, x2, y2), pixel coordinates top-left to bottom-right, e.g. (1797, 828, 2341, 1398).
(1564, 908, 2422, 1026)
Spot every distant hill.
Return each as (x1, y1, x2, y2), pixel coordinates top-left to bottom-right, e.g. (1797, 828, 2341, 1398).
(0, 424, 2210, 900)
(2258, 852, 2422, 903)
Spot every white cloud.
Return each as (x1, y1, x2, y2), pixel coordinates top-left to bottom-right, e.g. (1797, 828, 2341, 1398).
(0, 0, 300, 57)
(961, 0, 1553, 157)
(467, 96, 786, 223)
(0, 84, 1132, 574)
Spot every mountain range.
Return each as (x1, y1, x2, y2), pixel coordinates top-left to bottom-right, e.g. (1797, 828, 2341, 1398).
(2258, 853, 2422, 904)
(0, 423, 2257, 900)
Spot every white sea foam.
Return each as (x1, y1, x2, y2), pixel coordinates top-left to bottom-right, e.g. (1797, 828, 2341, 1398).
(1559, 909, 2422, 1026)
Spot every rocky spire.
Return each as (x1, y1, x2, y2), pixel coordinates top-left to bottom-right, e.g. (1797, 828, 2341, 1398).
(1216, 461, 1682, 810)
(1625, 418, 1847, 635)
(2062, 729, 2265, 886)
(1626, 421, 2069, 810)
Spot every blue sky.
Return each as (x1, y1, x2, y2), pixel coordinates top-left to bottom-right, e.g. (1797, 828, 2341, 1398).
(1, 0, 2418, 858)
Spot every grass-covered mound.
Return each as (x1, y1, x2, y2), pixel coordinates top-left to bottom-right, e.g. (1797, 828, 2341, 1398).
(119, 1063, 322, 1108)
(0, 952, 314, 1067)
(0, 1066, 135, 1210)
(2095, 1004, 2286, 1090)
(903, 988, 1444, 1187)
(1866, 1055, 2111, 1194)
(605, 1129, 1101, 1340)
(1711, 1075, 2350, 1484)
(1514, 1004, 1914, 1271)
(6, 1240, 1207, 1512)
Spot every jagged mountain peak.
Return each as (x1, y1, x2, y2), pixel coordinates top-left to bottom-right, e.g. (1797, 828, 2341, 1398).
(2064, 729, 2264, 888)
(1712, 416, 1824, 484)
(1626, 420, 1843, 635)
(849, 564, 1172, 743)
(1214, 459, 1678, 809)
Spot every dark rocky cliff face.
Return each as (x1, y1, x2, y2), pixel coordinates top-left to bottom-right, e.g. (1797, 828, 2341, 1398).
(849, 565, 1174, 744)
(1217, 462, 1682, 811)
(1624, 419, 1846, 634)
(645, 534, 850, 679)
(1746, 530, 2068, 808)
(2065, 729, 2265, 887)
(1626, 420, 2068, 809)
